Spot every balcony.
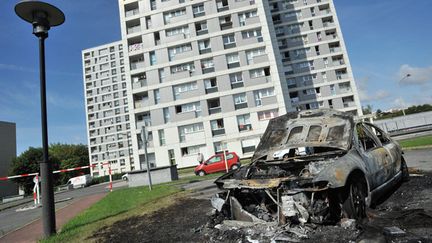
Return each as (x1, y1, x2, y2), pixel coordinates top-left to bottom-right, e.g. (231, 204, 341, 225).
(212, 128, 225, 136)
(208, 107, 221, 115)
(175, 110, 199, 121)
(130, 61, 145, 70)
(132, 78, 147, 89)
(220, 21, 233, 30)
(127, 25, 141, 35)
(343, 102, 356, 108)
(205, 86, 218, 94)
(329, 47, 341, 53)
(128, 43, 144, 53)
(238, 124, 252, 132)
(235, 102, 248, 110)
(125, 8, 139, 18)
(217, 6, 229, 12)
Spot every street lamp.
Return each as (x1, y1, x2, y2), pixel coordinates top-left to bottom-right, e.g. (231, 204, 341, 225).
(15, 1, 65, 237)
(399, 73, 411, 116)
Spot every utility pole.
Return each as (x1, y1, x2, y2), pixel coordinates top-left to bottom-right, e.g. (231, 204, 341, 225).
(141, 126, 153, 190)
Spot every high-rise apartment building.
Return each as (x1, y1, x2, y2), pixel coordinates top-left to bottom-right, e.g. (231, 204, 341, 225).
(82, 42, 135, 176)
(83, 0, 362, 175)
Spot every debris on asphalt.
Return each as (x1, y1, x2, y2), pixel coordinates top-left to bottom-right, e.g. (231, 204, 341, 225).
(383, 226, 406, 237)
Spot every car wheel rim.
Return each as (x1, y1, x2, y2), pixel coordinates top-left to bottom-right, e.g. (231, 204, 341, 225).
(351, 182, 365, 219)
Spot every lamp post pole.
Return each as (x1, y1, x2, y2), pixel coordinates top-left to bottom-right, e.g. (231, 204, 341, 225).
(399, 74, 411, 116)
(15, 1, 65, 237)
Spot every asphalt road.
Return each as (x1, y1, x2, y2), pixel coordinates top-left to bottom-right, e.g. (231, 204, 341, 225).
(0, 181, 126, 238)
(404, 148, 432, 172)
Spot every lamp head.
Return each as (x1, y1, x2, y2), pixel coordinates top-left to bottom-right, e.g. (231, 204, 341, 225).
(15, 1, 65, 38)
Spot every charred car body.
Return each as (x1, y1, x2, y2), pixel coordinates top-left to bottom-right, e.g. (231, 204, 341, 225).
(213, 109, 409, 225)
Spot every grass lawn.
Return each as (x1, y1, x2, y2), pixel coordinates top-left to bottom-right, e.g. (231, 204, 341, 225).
(399, 135, 432, 149)
(43, 184, 181, 242)
(42, 172, 225, 242)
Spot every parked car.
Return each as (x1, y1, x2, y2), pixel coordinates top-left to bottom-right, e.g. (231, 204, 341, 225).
(195, 152, 241, 176)
(213, 109, 409, 224)
(122, 173, 129, 181)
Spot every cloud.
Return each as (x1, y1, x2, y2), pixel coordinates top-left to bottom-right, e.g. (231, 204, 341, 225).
(0, 63, 80, 77)
(398, 64, 432, 85)
(357, 77, 391, 102)
(47, 92, 84, 110)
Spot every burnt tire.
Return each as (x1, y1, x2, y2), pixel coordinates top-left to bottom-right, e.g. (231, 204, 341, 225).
(342, 174, 367, 220)
(231, 164, 239, 170)
(198, 170, 206, 177)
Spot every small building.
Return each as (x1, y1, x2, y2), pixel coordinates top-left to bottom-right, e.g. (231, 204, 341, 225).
(0, 121, 18, 198)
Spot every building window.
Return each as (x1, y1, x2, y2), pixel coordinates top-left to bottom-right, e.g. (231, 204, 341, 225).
(198, 39, 211, 54)
(241, 138, 256, 153)
(222, 34, 236, 49)
(210, 119, 225, 136)
(254, 88, 275, 106)
(171, 62, 195, 74)
(163, 7, 186, 24)
(241, 28, 262, 39)
(233, 93, 247, 109)
(216, 0, 229, 12)
(238, 10, 258, 26)
(173, 81, 198, 99)
(158, 129, 165, 146)
(237, 114, 252, 131)
(168, 43, 192, 61)
(178, 123, 204, 142)
(230, 72, 244, 88)
(201, 58, 215, 73)
(149, 51, 156, 65)
(166, 25, 189, 37)
(249, 67, 269, 78)
(192, 3, 205, 17)
(195, 21, 208, 35)
(246, 48, 266, 64)
(175, 101, 201, 114)
(204, 78, 218, 93)
(154, 89, 160, 104)
(226, 53, 240, 68)
(258, 109, 278, 121)
(158, 68, 165, 83)
(163, 107, 170, 123)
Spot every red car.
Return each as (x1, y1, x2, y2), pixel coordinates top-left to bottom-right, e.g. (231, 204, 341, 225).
(194, 152, 241, 176)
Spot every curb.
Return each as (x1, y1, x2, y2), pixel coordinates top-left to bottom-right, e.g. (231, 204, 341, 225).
(402, 145, 432, 151)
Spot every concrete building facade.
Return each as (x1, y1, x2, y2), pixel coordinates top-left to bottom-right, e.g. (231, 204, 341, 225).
(83, 0, 362, 175)
(0, 121, 18, 198)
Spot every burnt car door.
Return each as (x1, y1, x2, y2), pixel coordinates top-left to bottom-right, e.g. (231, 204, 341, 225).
(355, 123, 392, 190)
(363, 123, 400, 177)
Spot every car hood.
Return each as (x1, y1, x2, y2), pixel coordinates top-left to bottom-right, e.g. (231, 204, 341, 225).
(252, 109, 354, 162)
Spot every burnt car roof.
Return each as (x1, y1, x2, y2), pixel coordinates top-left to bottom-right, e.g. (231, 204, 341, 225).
(251, 109, 354, 162)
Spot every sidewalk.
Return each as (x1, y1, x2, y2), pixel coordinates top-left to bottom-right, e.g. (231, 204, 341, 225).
(0, 192, 106, 243)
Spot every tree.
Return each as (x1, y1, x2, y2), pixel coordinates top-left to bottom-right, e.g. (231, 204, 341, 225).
(362, 104, 373, 115)
(9, 147, 60, 194)
(50, 143, 89, 185)
(9, 144, 89, 194)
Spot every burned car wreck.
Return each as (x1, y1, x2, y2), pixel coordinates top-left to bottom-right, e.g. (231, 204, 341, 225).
(212, 109, 409, 226)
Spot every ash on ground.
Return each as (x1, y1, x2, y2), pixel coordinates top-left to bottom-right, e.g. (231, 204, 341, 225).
(89, 173, 432, 243)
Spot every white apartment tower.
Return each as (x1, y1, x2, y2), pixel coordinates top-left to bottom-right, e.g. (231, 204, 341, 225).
(83, 0, 362, 175)
(82, 42, 135, 176)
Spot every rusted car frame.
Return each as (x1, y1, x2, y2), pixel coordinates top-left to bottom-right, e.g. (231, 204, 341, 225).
(213, 109, 408, 225)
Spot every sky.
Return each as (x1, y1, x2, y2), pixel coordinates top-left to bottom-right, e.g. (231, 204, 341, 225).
(0, 0, 431, 155)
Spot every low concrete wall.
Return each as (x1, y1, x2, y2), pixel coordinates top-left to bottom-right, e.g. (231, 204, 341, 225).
(374, 111, 432, 133)
(128, 165, 178, 188)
